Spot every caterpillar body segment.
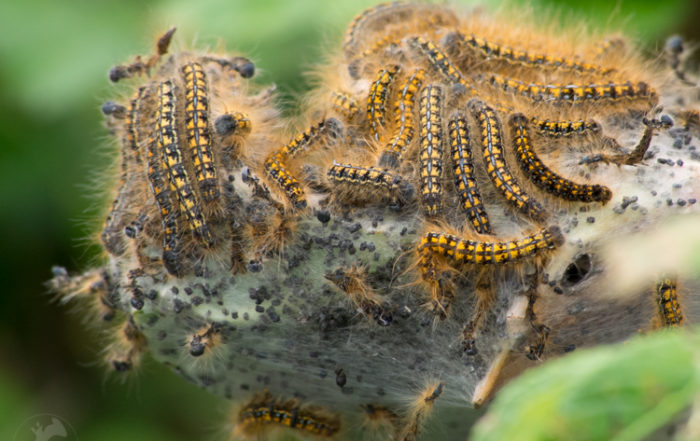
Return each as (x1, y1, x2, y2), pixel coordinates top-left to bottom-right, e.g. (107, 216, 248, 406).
(145, 131, 182, 276)
(510, 114, 612, 203)
(379, 68, 425, 169)
(485, 73, 658, 106)
(280, 118, 340, 159)
(264, 118, 341, 209)
(657, 279, 683, 327)
(155, 80, 214, 247)
(331, 91, 359, 119)
(448, 114, 491, 234)
(455, 32, 615, 76)
(418, 84, 445, 217)
(264, 155, 307, 209)
(181, 62, 219, 202)
(410, 36, 475, 95)
(367, 65, 402, 141)
(419, 226, 564, 265)
(327, 162, 412, 204)
(468, 100, 547, 222)
(530, 116, 602, 138)
(344, 2, 408, 58)
(236, 392, 340, 438)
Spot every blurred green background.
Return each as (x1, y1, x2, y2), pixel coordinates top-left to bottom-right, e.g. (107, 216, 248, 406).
(0, 0, 697, 439)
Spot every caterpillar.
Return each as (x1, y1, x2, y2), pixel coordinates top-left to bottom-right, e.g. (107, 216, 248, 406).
(237, 392, 340, 438)
(419, 84, 445, 217)
(328, 162, 405, 194)
(343, 2, 456, 59)
(331, 91, 359, 119)
(367, 65, 401, 141)
(343, 2, 410, 58)
(263, 156, 307, 209)
(279, 118, 339, 158)
(264, 119, 340, 209)
(410, 36, 475, 95)
(379, 68, 425, 168)
(419, 226, 564, 265)
(181, 62, 219, 202)
(530, 116, 602, 138)
(448, 114, 492, 234)
(485, 73, 657, 106)
(454, 32, 614, 76)
(656, 279, 683, 327)
(469, 99, 547, 222)
(510, 114, 612, 203)
(155, 80, 213, 246)
(146, 128, 182, 276)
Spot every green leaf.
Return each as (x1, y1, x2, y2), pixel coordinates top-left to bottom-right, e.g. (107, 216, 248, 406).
(471, 330, 700, 441)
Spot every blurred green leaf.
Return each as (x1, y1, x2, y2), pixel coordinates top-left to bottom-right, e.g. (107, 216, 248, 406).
(470, 330, 700, 441)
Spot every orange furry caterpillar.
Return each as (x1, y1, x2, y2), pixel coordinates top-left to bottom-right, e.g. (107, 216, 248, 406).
(530, 116, 602, 138)
(235, 391, 340, 438)
(379, 68, 425, 168)
(265, 118, 341, 209)
(410, 36, 475, 95)
(367, 65, 401, 141)
(181, 62, 220, 202)
(419, 84, 445, 217)
(419, 226, 564, 265)
(484, 73, 658, 107)
(146, 121, 183, 276)
(469, 99, 547, 223)
(448, 113, 491, 234)
(326, 162, 413, 206)
(331, 91, 359, 119)
(156, 80, 214, 246)
(451, 31, 614, 75)
(510, 113, 612, 203)
(656, 279, 683, 328)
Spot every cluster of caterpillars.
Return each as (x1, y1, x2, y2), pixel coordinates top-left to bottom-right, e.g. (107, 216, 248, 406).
(308, 1, 672, 358)
(52, 2, 694, 440)
(99, 27, 298, 278)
